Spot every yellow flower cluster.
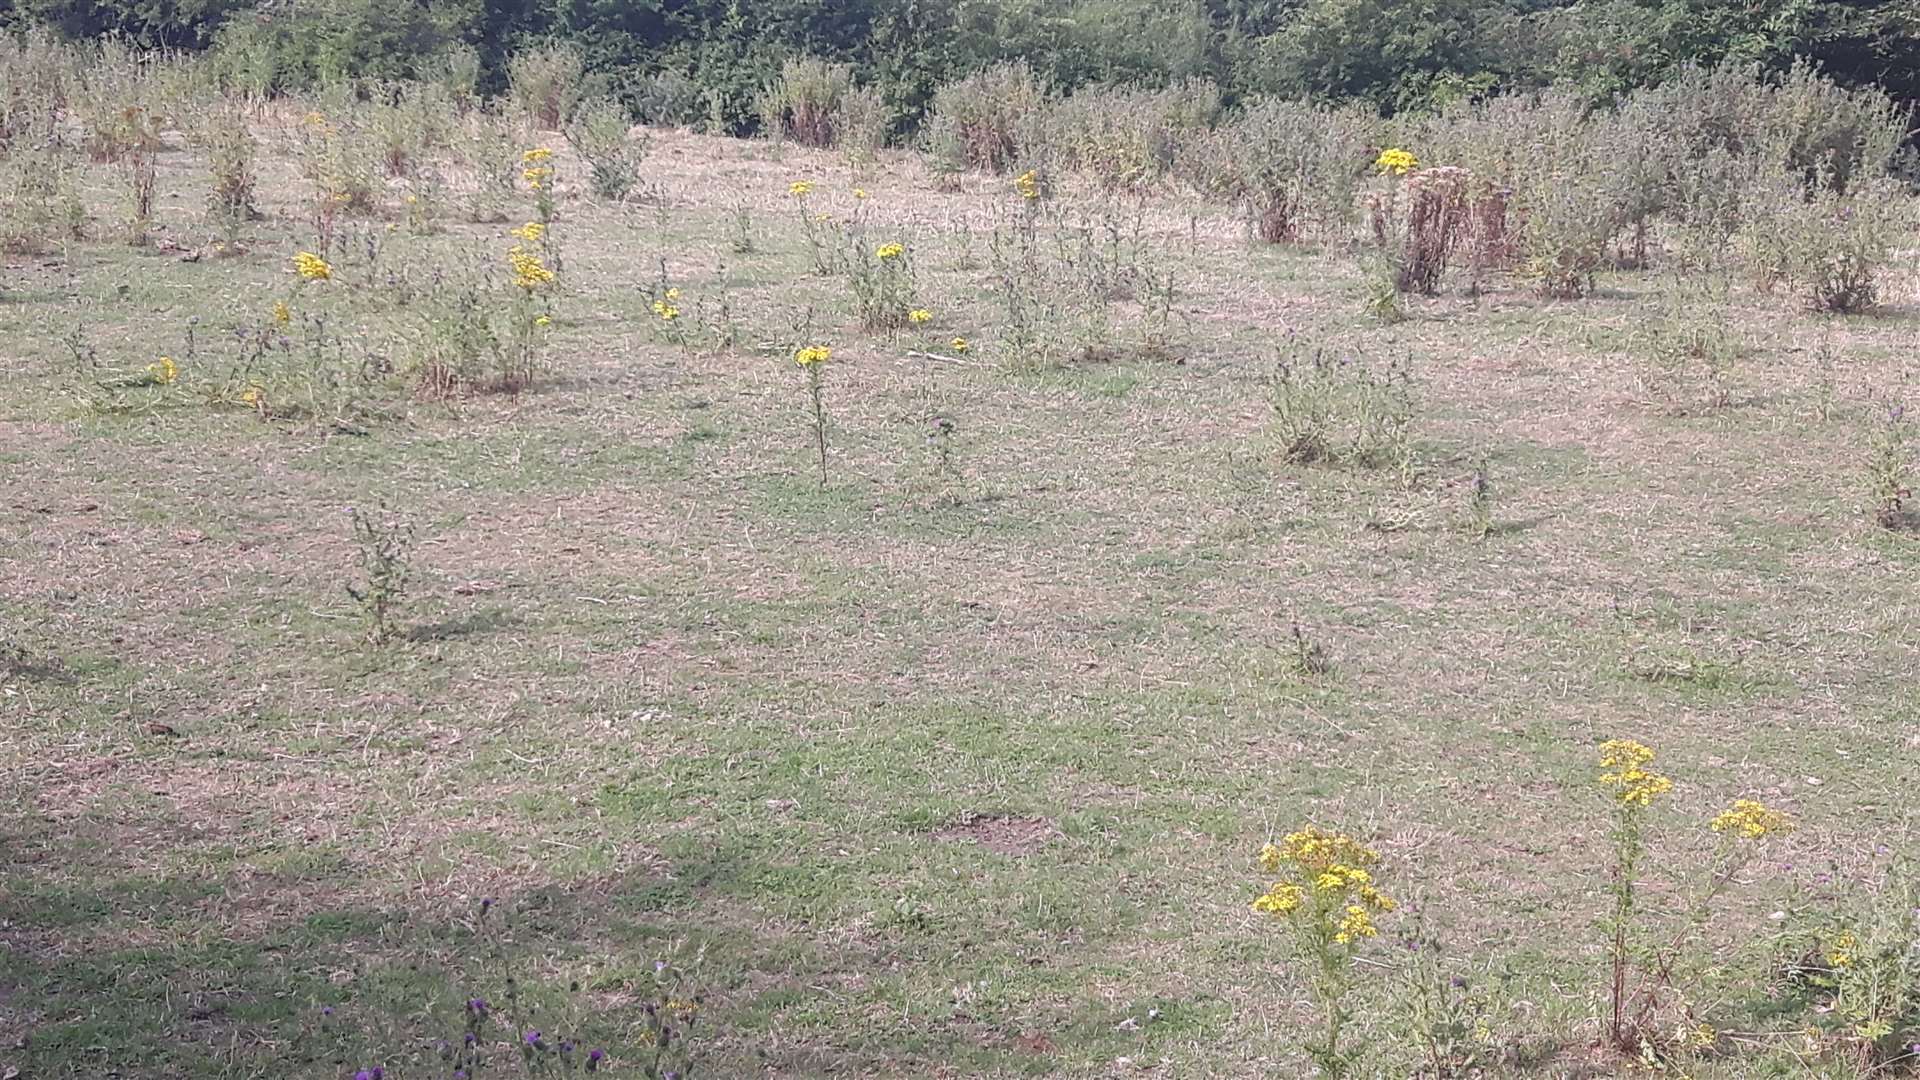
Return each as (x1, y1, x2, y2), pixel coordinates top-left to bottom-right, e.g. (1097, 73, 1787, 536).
(875, 242, 905, 261)
(794, 345, 831, 367)
(292, 252, 333, 281)
(1335, 904, 1379, 945)
(1598, 739, 1673, 808)
(1375, 148, 1418, 175)
(1252, 827, 1395, 942)
(147, 356, 178, 384)
(651, 288, 681, 321)
(1263, 827, 1380, 874)
(272, 300, 291, 326)
(522, 147, 554, 190)
(1014, 170, 1040, 200)
(908, 308, 932, 324)
(1826, 931, 1857, 969)
(507, 245, 555, 291)
(510, 221, 546, 243)
(1251, 882, 1304, 914)
(852, 188, 869, 200)
(951, 337, 970, 354)
(1710, 799, 1792, 839)
(789, 179, 815, 197)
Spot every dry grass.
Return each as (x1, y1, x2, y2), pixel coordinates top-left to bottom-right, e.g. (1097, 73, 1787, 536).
(2, 110, 1920, 1079)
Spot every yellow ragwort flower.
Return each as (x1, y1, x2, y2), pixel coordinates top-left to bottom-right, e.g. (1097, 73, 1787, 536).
(521, 147, 553, 164)
(651, 299, 680, 321)
(507, 245, 555, 291)
(1334, 904, 1379, 944)
(1826, 931, 1857, 969)
(874, 242, 905, 261)
(534, 314, 552, 328)
(1014, 170, 1040, 200)
(510, 221, 546, 243)
(147, 356, 178, 385)
(1375, 148, 1418, 175)
(950, 337, 970, 354)
(789, 180, 815, 197)
(908, 308, 932, 324)
(852, 188, 869, 200)
(292, 252, 333, 281)
(1598, 739, 1673, 808)
(272, 300, 291, 326)
(1710, 799, 1793, 840)
(794, 345, 831, 367)
(1251, 881, 1304, 915)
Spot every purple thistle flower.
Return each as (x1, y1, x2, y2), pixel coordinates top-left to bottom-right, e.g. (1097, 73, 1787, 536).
(355, 1072, 372, 1080)
(560, 1040, 575, 1055)
(321, 1006, 335, 1017)
(467, 998, 489, 1017)
(465, 1032, 477, 1047)
(454, 1072, 468, 1080)
(587, 1048, 605, 1072)
(480, 897, 494, 912)
(524, 1030, 543, 1048)
(371, 1069, 384, 1080)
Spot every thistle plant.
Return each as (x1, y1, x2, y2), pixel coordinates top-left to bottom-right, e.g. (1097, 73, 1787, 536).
(1251, 828, 1397, 1077)
(345, 505, 414, 646)
(195, 104, 257, 247)
(1464, 456, 1493, 540)
(1867, 403, 1913, 530)
(793, 345, 832, 488)
(728, 201, 757, 255)
(1597, 739, 1674, 1051)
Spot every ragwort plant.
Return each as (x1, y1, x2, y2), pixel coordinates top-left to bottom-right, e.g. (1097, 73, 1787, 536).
(1367, 154, 1473, 297)
(1796, 865, 1920, 1070)
(793, 344, 834, 488)
(1593, 740, 1795, 1061)
(1250, 828, 1397, 1077)
(849, 238, 917, 331)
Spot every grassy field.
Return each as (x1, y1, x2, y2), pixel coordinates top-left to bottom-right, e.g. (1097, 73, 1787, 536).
(4, 109, 1920, 1080)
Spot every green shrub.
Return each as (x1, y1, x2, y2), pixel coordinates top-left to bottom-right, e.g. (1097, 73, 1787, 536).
(757, 56, 853, 147)
(924, 61, 1048, 174)
(1743, 168, 1913, 313)
(203, 0, 468, 90)
(631, 70, 705, 128)
(565, 96, 650, 200)
(1182, 96, 1373, 242)
(1051, 79, 1220, 190)
(509, 41, 585, 130)
(0, 142, 84, 253)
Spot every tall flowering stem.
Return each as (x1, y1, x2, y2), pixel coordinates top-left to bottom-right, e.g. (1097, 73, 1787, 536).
(1596, 739, 1673, 1050)
(794, 346, 832, 488)
(1250, 827, 1396, 1077)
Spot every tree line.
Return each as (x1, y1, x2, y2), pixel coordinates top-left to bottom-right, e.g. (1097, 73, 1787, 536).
(3, 0, 1915, 131)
